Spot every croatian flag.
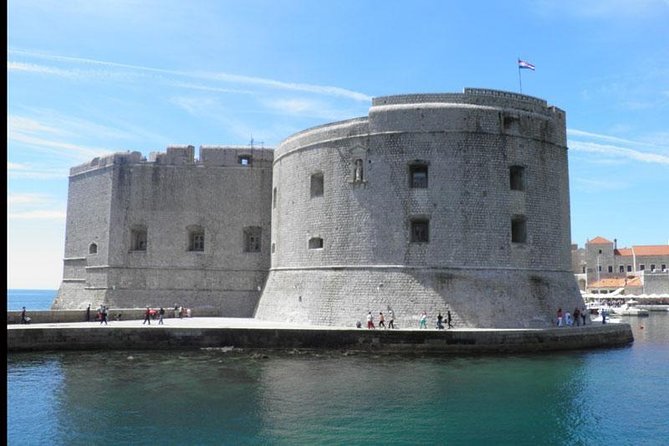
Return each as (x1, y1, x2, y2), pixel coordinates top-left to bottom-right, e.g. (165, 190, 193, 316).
(518, 59, 535, 70)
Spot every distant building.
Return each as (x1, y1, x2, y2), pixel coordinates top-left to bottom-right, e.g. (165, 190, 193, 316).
(571, 236, 669, 295)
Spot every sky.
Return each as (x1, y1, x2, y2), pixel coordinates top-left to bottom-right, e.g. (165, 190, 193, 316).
(7, 0, 669, 289)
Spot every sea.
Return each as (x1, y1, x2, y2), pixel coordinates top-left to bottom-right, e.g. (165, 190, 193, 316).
(7, 289, 669, 445)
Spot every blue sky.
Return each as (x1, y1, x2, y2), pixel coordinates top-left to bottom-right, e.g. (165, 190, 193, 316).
(8, 0, 669, 289)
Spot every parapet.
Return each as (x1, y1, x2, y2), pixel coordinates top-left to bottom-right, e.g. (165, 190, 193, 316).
(69, 151, 145, 176)
(69, 146, 274, 176)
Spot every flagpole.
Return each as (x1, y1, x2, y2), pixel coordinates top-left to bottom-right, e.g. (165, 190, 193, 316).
(518, 58, 523, 93)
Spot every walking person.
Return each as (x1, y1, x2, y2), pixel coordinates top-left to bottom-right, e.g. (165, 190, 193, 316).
(581, 307, 587, 326)
(419, 311, 428, 329)
(20, 306, 28, 324)
(143, 306, 152, 325)
(447, 310, 453, 329)
(437, 312, 444, 329)
(573, 307, 581, 327)
(85, 304, 91, 322)
(174, 303, 179, 318)
(388, 309, 395, 329)
(158, 307, 165, 325)
(100, 306, 108, 325)
(378, 312, 386, 329)
(366, 311, 375, 329)
(556, 308, 563, 327)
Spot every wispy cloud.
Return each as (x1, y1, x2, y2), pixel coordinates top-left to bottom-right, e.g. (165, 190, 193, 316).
(9, 48, 372, 102)
(568, 128, 669, 165)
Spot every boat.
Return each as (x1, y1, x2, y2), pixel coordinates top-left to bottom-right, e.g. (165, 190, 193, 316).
(589, 314, 622, 324)
(610, 300, 649, 317)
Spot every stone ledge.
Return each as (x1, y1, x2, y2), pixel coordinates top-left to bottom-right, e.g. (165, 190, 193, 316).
(7, 319, 633, 354)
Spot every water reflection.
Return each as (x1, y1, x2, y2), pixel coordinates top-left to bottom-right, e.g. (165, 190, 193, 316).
(7, 313, 669, 445)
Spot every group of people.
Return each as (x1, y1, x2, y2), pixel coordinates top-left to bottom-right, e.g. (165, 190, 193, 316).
(362, 310, 454, 329)
(556, 307, 588, 327)
(365, 310, 396, 329)
(420, 311, 453, 329)
(143, 306, 166, 325)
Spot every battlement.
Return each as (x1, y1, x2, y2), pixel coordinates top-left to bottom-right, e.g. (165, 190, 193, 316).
(70, 145, 275, 176)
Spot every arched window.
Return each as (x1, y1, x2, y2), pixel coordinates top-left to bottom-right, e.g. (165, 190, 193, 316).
(89, 243, 98, 254)
(353, 159, 364, 182)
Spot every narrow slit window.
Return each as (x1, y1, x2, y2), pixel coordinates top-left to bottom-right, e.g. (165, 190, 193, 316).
(311, 173, 324, 198)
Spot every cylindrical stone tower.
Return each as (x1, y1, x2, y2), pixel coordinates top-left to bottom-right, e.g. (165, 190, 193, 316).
(255, 88, 584, 328)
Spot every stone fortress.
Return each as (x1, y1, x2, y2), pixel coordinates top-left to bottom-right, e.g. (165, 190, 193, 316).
(54, 88, 586, 328)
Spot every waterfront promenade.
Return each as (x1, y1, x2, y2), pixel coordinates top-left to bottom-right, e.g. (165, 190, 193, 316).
(7, 316, 634, 354)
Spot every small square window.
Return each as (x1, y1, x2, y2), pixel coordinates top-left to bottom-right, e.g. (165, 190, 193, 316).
(640, 264, 645, 271)
(238, 155, 252, 166)
(131, 228, 147, 251)
(409, 165, 428, 188)
(308, 237, 324, 249)
(244, 227, 262, 252)
(627, 265, 632, 272)
(410, 219, 429, 243)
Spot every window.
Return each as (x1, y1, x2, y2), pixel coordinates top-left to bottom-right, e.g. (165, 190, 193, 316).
(243, 227, 262, 252)
(627, 265, 632, 272)
(509, 166, 525, 191)
(598, 265, 602, 272)
(238, 155, 252, 166)
(271, 243, 276, 254)
(598, 249, 602, 254)
(189, 229, 205, 252)
(310, 173, 324, 198)
(410, 219, 429, 243)
(409, 164, 428, 188)
(650, 264, 656, 272)
(511, 215, 526, 243)
(308, 237, 324, 249)
(619, 265, 625, 273)
(130, 227, 147, 251)
(89, 243, 98, 254)
(640, 264, 645, 271)
(273, 187, 277, 209)
(353, 159, 364, 182)
(608, 266, 613, 273)
(662, 264, 667, 272)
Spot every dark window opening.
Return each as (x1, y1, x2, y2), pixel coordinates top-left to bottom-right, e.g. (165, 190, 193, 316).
(238, 155, 252, 166)
(608, 265, 613, 273)
(627, 265, 632, 272)
(131, 228, 147, 251)
(510, 166, 525, 191)
(511, 216, 526, 244)
(410, 219, 429, 243)
(640, 264, 645, 271)
(311, 173, 324, 197)
(89, 243, 98, 254)
(409, 164, 428, 188)
(189, 231, 205, 252)
(244, 227, 262, 252)
(273, 187, 277, 209)
(619, 265, 625, 273)
(308, 237, 324, 249)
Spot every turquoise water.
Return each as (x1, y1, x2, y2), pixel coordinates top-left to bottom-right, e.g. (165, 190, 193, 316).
(7, 289, 56, 311)
(7, 291, 669, 445)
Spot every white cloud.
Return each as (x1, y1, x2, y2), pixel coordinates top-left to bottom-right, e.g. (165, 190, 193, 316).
(9, 48, 372, 102)
(570, 141, 669, 165)
(8, 210, 66, 220)
(7, 193, 52, 206)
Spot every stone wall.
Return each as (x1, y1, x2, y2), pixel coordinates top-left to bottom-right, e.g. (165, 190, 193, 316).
(257, 89, 578, 328)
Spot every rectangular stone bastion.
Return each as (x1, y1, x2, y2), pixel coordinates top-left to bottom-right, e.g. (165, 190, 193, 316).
(7, 318, 633, 354)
